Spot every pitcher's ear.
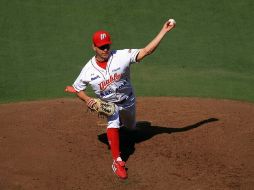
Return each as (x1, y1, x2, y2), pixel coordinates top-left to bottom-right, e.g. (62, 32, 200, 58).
(92, 44, 96, 51)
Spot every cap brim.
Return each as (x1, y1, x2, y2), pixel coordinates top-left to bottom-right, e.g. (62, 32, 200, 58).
(96, 41, 112, 47)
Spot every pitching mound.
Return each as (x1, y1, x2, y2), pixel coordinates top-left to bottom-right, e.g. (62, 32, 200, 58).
(0, 97, 253, 190)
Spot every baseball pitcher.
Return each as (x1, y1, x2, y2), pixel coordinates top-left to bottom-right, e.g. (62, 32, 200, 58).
(66, 18, 176, 179)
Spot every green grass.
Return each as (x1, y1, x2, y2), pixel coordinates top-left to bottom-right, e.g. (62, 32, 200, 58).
(131, 65, 254, 102)
(0, 0, 254, 103)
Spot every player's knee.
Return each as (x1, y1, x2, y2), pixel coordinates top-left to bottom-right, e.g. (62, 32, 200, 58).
(107, 123, 120, 129)
(107, 117, 120, 129)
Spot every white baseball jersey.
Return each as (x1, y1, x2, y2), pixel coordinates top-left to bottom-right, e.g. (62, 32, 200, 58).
(73, 49, 140, 103)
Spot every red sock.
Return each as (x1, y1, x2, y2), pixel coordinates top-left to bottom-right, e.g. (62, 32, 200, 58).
(107, 128, 120, 160)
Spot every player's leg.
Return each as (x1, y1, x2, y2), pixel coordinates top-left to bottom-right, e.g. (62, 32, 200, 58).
(119, 103, 136, 129)
(107, 107, 127, 179)
(107, 110, 120, 160)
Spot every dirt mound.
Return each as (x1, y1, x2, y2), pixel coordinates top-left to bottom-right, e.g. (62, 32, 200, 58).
(0, 97, 253, 190)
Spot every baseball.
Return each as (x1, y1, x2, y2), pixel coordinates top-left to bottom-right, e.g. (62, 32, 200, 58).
(168, 18, 176, 26)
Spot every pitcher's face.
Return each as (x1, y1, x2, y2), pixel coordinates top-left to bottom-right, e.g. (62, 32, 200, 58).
(93, 44, 111, 61)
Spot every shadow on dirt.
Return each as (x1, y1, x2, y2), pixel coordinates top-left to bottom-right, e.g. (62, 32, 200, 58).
(98, 118, 218, 162)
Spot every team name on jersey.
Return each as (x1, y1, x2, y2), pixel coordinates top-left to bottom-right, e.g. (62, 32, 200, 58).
(99, 73, 122, 90)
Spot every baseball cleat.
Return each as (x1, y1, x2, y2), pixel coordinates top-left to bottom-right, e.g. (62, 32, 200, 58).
(112, 160, 127, 179)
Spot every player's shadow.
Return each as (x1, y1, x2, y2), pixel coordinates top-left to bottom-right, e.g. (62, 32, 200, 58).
(97, 118, 218, 162)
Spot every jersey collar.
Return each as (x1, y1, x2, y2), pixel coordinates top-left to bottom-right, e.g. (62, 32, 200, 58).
(91, 53, 113, 72)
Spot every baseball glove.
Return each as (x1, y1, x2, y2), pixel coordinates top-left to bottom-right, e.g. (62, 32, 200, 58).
(87, 98, 115, 117)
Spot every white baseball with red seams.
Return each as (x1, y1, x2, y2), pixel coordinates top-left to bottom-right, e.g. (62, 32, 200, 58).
(168, 18, 176, 26)
(73, 49, 140, 128)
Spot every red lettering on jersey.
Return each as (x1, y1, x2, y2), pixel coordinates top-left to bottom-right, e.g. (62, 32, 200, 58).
(99, 73, 122, 90)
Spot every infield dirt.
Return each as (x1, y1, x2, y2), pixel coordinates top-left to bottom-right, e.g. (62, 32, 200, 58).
(0, 97, 253, 190)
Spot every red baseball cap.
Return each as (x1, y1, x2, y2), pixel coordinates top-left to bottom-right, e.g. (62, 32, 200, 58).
(92, 30, 112, 47)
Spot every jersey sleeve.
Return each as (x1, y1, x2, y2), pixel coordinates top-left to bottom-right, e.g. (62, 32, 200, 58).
(72, 66, 89, 92)
(128, 49, 140, 64)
